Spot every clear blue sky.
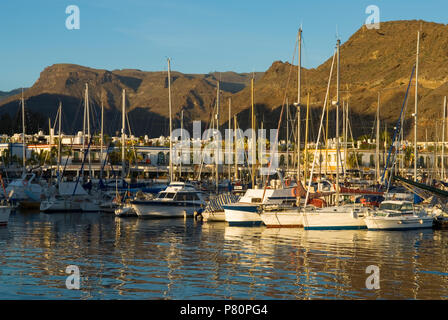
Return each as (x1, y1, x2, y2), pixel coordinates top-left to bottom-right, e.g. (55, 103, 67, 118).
(0, 0, 445, 91)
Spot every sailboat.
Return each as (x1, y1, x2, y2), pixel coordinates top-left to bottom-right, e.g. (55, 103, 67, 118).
(78, 84, 101, 212)
(40, 181, 90, 212)
(6, 173, 43, 208)
(223, 177, 297, 226)
(6, 90, 43, 208)
(125, 59, 207, 218)
(261, 37, 369, 229)
(40, 85, 100, 212)
(259, 27, 308, 228)
(223, 68, 298, 226)
(301, 39, 370, 230)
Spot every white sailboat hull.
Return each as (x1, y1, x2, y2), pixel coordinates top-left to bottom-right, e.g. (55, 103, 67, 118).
(260, 210, 303, 227)
(365, 216, 434, 230)
(303, 206, 367, 230)
(132, 202, 202, 218)
(40, 198, 82, 212)
(223, 204, 262, 226)
(80, 201, 101, 212)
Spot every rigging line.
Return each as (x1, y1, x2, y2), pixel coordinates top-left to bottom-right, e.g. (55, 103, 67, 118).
(300, 33, 310, 93)
(71, 95, 104, 193)
(398, 85, 411, 172)
(90, 98, 101, 135)
(304, 49, 337, 210)
(68, 95, 83, 134)
(380, 66, 416, 190)
(261, 28, 299, 200)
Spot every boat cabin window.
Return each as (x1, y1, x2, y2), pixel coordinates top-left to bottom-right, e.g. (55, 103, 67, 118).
(165, 193, 175, 199)
(187, 193, 199, 201)
(379, 203, 402, 211)
(251, 198, 262, 203)
(156, 192, 166, 199)
(400, 203, 413, 212)
(387, 212, 402, 217)
(174, 192, 199, 201)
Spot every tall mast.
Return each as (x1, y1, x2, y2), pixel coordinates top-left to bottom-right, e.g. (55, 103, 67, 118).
(376, 92, 380, 182)
(234, 114, 238, 181)
(342, 100, 346, 178)
(167, 58, 173, 182)
(100, 95, 104, 180)
(121, 89, 126, 180)
(180, 108, 183, 180)
(81, 84, 87, 180)
(49, 118, 52, 147)
(57, 102, 62, 183)
(48, 117, 52, 176)
(83, 84, 87, 154)
(344, 100, 349, 178)
(286, 98, 289, 175)
(251, 77, 255, 188)
(336, 39, 341, 205)
(216, 80, 220, 191)
(400, 98, 405, 174)
(304, 92, 310, 185)
(295, 27, 302, 183)
(86, 84, 92, 178)
(442, 96, 446, 181)
(228, 97, 231, 181)
(414, 31, 420, 182)
(325, 99, 329, 175)
(304, 49, 337, 208)
(21, 89, 26, 175)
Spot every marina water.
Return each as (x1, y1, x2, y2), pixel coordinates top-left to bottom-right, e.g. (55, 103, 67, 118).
(1, 210, 448, 299)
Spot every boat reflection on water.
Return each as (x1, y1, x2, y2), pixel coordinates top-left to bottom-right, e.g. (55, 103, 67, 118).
(3, 209, 448, 299)
(0, 226, 10, 243)
(220, 225, 448, 299)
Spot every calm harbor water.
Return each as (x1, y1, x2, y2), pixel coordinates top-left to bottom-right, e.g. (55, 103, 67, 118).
(1, 209, 448, 299)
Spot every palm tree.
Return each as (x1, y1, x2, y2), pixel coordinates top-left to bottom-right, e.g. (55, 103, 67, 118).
(359, 134, 370, 143)
(380, 130, 392, 148)
(404, 146, 414, 168)
(348, 152, 362, 169)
